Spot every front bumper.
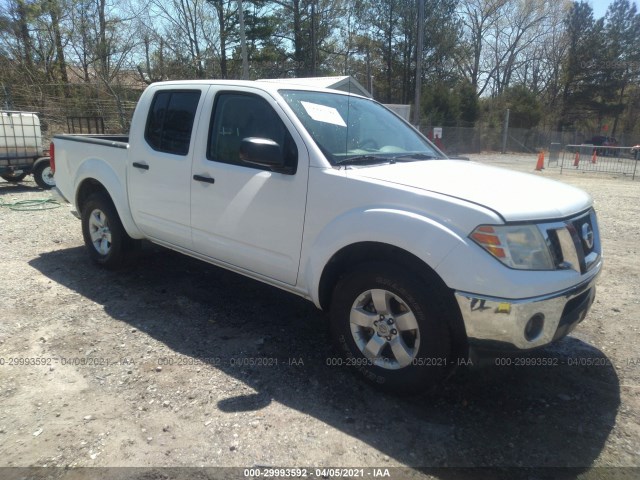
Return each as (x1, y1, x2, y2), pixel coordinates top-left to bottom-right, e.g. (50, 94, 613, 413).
(454, 262, 601, 351)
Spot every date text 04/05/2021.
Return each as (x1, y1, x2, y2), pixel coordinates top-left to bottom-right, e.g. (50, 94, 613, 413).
(243, 468, 392, 478)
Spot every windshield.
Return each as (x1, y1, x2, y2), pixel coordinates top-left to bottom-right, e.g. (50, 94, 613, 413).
(280, 90, 443, 166)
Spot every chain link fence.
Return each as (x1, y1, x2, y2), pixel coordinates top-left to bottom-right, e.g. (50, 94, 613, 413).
(417, 124, 637, 156)
(2, 82, 143, 144)
(3, 82, 640, 181)
(417, 123, 639, 179)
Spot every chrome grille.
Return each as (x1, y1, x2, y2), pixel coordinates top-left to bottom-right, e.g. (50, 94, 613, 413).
(540, 209, 601, 274)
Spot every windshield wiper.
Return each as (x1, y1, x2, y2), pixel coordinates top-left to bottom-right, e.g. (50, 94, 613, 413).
(335, 152, 439, 166)
(334, 155, 396, 166)
(391, 153, 437, 161)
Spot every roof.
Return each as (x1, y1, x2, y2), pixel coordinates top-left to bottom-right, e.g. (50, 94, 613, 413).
(146, 79, 371, 99)
(258, 76, 372, 98)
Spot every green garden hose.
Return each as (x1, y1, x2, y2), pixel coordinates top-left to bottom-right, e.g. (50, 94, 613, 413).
(0, 198, 61, 211)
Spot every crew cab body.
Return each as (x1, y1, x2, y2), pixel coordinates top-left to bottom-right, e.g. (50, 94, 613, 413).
(51, 80, 602, 392)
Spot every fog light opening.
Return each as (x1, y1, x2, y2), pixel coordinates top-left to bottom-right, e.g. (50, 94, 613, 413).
(525, 313, 545, 341)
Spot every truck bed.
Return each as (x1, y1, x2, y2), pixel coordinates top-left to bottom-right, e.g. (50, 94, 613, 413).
(52, 134, 129, 149)
(52, 134, 131, 215)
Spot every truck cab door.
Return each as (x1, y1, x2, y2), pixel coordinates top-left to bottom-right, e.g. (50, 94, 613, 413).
(190, 88, 309, 286)
(128, 87, 207, 249)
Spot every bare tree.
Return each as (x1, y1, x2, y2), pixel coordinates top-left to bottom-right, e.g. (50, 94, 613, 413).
(149, 0, 219, 78)
(456, 0, 508, 95)
(493, 1, 552, 95)
(0, 0, 37, 79)
(511, 2, 570, 97)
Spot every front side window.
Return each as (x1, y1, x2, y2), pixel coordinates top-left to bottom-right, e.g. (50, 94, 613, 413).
(280, 90, 443, 166)
(145, 90, 201, 155)
(208, 93, 297, 173)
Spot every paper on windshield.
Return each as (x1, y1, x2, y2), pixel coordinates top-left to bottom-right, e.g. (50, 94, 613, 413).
(301, 101, 347, 127)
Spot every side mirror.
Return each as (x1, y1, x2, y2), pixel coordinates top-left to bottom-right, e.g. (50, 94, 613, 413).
(240, 137, 286, 171)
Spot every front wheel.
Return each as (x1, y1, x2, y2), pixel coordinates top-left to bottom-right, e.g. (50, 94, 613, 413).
(330, 262, 451, 394)
(81, 192, 136, 269)
(33, 161, 55, 189)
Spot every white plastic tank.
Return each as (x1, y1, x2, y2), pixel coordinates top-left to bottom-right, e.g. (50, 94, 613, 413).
(0, 111, 43, 165)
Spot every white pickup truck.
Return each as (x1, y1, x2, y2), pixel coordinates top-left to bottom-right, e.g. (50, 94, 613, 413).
(51, 80, 602, 393)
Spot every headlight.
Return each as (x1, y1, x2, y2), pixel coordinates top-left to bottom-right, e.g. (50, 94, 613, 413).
(470, 224, 555, 270)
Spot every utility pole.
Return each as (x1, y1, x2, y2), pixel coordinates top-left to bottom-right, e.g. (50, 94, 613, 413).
(413, 0, 425, 126)
(366, 43, 372, 96)
(501, 108, 510, 154)
(310, 1, 316, 76)
(1, 83, 11, 110)
(238, 0, 249, 79)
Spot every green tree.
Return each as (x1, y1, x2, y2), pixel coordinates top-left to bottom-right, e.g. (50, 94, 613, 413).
(602, 0, 640, 136)
(502, 84, 541, 128)
(422, 80, 480, 126)
(557, 1, 605, 130)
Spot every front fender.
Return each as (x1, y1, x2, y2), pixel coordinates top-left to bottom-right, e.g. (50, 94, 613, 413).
(74, 159, 143, 239)
(302, 207, 468, 307)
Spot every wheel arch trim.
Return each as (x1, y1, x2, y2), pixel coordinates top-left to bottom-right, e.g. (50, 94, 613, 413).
(304, 207, 466, 309)
(74, 160, 143, 239)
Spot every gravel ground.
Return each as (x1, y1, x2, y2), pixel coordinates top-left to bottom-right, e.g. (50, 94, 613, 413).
(0, 153, 639, 479)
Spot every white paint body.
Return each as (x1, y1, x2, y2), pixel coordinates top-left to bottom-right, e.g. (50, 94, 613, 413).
(52, 80, 597, 312)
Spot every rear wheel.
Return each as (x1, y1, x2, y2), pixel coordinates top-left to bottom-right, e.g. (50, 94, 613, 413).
(1, 171, 28, 183)
(33, 161, 55, 189)
(81, 192, 136, 269)
(330, 262, 451, 394)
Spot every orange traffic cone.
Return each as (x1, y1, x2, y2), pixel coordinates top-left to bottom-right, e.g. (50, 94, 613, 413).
(573, 151, 580, 167)
(535, 151, 545, 171)
(591, 149, 597, 164)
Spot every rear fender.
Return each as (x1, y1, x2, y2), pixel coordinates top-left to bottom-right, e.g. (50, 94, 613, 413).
(74, 158, 144, 239)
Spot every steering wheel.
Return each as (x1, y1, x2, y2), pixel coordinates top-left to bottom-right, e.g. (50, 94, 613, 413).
(360, 138, 379, 150)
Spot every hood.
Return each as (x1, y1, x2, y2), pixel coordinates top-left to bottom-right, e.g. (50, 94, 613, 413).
(349, 160, 593, 222)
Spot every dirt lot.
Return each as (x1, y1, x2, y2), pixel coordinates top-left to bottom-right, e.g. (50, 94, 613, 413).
(1, 153, 639, 479)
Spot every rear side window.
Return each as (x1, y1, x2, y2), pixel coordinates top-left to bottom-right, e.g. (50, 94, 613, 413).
(145, 90, 201, 155)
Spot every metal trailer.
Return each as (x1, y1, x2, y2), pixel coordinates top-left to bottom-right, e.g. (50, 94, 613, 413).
(0, 111, 54, 189)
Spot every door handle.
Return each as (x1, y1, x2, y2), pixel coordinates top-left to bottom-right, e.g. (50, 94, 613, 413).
(193, 174, 215, 184)
(132, 162, 149, 170)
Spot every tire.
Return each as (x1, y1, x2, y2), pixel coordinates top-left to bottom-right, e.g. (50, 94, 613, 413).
(81, 192, 136, 269)
(1, 171, 28, 183)
(33, 161, 55, 189)
(330, 262, 452, 394)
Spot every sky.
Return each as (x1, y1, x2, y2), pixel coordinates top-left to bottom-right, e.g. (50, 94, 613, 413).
(590, 0, 640, 18)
